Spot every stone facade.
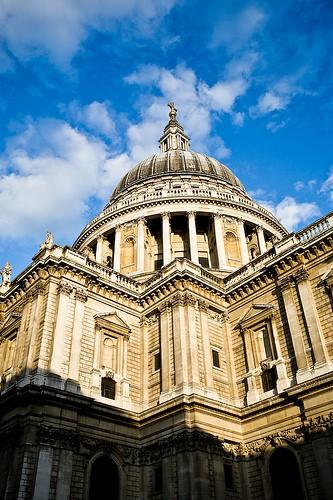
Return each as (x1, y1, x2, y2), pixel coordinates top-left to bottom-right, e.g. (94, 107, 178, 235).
(1, 105, 333, 499)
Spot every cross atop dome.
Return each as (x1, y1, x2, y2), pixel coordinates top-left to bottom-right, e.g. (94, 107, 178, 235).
(159, 102, 190, 152)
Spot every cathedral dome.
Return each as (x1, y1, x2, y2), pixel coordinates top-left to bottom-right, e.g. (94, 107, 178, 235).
(74, 102, 288, 276)
(112, 150, 245, 198)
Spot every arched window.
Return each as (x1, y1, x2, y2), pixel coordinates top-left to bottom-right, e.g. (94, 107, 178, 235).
(225, 232, 241, 266)
(89, 455, 119, 500)
(269, 448, 304, 500)
(120, 237, 135, 273)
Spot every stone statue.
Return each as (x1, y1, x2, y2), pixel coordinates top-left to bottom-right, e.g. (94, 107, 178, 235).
(40, 231, 54, 250)
(168, 101, 177, 121)
(0, 261, 12, 292)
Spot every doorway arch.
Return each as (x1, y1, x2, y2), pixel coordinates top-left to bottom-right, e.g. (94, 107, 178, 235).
(89, 455, 120, 500)
(269, 447, 304, 500)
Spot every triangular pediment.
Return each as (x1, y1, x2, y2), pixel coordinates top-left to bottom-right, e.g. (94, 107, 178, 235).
(0, 310, 21, 336)
(95, 312, 130, 334)
(236, 303, 275, 330)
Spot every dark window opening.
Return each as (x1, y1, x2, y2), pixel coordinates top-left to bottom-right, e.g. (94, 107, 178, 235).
(224, 463, 234, 489)
(262, 367, 277, 392)
(154, 352, 161, 371)
(212, 349, 220, 368)
(198, 257, 209, 268)
(153, 464, 163, 493)
(154, 259, 163, 271)
(101, 377, 116, 399)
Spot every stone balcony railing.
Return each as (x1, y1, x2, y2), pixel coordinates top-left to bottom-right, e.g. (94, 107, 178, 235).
(224, 213, 333, 289)
(83, 186, 277, 231)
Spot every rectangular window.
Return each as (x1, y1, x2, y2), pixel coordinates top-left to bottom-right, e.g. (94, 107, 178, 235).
(101, 377, 116, 399)
(262, 367, 277, 392)
(154, 352, 161, 371)
(224, 463, 234, 489)
(212, 349, 220, 368)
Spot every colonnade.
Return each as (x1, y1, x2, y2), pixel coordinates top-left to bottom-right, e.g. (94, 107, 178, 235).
(95, 212, 271, 273)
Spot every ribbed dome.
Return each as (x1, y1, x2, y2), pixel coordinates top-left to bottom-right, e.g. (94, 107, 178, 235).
(112, 150, 245, 197)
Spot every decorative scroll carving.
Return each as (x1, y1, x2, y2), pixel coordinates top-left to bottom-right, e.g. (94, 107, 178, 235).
(58, 281, 74, 296)
(293, 267, 309, 283)
(208, 309, 227, 323)
(38, 425, 80, 451)
(75, 288, 88, 302)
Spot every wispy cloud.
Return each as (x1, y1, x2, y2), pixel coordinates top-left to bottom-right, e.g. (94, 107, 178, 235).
(210, 5, 266, 51)
(0, 0, 178, 67)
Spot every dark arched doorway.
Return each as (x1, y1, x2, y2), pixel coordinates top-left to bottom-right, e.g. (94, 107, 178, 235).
(269, 448, 304, 500)
(89, 455, 119, 500)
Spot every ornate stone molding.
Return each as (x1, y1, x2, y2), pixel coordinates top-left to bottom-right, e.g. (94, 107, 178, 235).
(293, 267, 309, 283)
(208, 309, 227, 323)
(38, 425, 80, 451)
(75, 288, 88, 302)
(58, 281, 74, 296)
(277, 275, 294, 291)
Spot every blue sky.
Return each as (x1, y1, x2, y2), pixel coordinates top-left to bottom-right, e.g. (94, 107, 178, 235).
(1, 0, 333, 276)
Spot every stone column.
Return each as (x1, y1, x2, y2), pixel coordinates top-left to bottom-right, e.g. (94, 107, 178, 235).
(172, 294, 189, 388)
(294, 268, 329, 371)
(188, 211, 199, 264)
(162, 212, 172, 266)
(24, 284, 45, 380)
(237, 219, 249, 264)
(33, 446, 53, 500)
(257, 226, 267, 254)
(49, 281, 73, 386)
(141, 318, 149, 405)
(184, 294, 200, 388)
(113, 225, 121, 272)
(67, 288, 87, 388)
(242, 328, 260, 404)
(278, 276, 310, 382)
(213, 213, 227, 268)
(159, 305, 171, 397)
(91, 326, 102, 396)
(55, 450, 73, 500)
(136, 217, 145, 273)
(96, 235, 106, 264)
(312, 436, 333, 500)
(198, 301, 215, 393)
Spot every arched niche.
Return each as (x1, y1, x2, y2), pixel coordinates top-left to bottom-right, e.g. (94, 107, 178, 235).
(269, 447, 305, 500)
(88, 455, 120, 500)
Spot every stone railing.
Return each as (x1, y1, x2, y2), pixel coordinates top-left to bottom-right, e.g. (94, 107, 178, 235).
(85, 259, 140, 292)
(82, 187, 277, 233)
(224, 248, 276, 288)
(299, 217, 330, 242)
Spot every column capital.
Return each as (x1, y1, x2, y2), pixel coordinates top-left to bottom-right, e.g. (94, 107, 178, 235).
(293, 267, 309, 283)
(75, 288, 88, 302)
(187, 210, 196, 217)
(137, 216, 146, 225)
(58, 281, 73, 296)
(162, 211, 170, 219)
(277, 275, 294, 291)
(97, 234, 107, 241)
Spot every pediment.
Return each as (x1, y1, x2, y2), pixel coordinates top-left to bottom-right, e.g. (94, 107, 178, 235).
(95, 312, 130, 334)
(235, 303, 275, 330)
(0, 310, 21, 336)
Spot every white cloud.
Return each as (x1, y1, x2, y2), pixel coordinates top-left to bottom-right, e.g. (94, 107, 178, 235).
(125, 64, 254, 159)
(211, 6, 266, 50)
(320, 168, 333, 202)
(0, 0, 178, 66)
(254, 194, 320, 231)
(294, 181, 305, 191)
(232, 112, 245, 126)
(250, 74, 305, 119)
(0, 118, 119, 239)
(68, 101, 117, 140)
